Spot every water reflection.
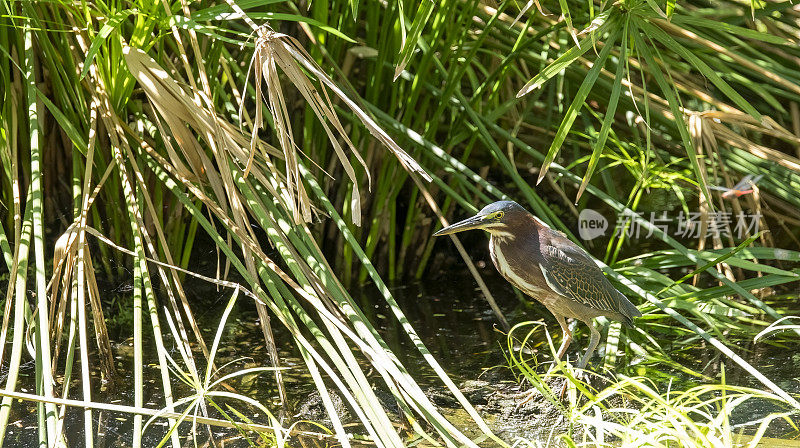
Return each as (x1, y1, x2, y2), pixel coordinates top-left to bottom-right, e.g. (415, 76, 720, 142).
(3, 270, 798, 446)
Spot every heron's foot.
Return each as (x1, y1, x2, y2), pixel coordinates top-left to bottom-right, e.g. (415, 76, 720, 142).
(560, 366, 605, 399)
(552, 376, 571, 401)
(513, 388, 537, 411)
(547, 364, 591, 400)
(512, 376, 568, 411)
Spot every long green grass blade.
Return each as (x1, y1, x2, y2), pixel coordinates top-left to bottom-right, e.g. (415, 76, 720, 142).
(80, 9, 134, 80)
(517, 10, 614, 97)
(577, 18, 628, 201)
(394, 0, 435, 80)
(538, 27, 620, 184)
(671, 15, 789, 44)
(642, 20, 762, 120)
(632, 23, 715, 208)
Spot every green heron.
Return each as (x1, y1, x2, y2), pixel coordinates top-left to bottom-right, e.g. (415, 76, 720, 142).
(434, 201, 641, 369)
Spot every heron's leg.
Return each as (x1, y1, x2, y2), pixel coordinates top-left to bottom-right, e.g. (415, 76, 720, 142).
(577, 320, 601, 370)
(553, 314, 572, 360)
(544, 313, 573, 379)
(517, 313, 573, 406)
(557, 320, 599, 400)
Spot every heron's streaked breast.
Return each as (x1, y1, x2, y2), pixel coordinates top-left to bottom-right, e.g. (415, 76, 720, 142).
(489, 237, 546, 296)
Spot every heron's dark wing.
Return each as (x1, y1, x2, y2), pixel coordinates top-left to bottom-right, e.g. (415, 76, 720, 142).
(538, 243, 630, 316)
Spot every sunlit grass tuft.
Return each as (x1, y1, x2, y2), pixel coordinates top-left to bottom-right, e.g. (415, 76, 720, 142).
(506, 324, 800, 448)
(2, 0, 800, 446)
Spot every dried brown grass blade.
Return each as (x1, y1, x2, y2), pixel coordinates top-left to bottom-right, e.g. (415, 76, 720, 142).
(244, 30, 431, 226)
(250, 30, 365, 224)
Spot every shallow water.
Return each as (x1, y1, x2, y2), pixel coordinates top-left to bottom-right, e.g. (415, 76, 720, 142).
(2, 268, 799, 446)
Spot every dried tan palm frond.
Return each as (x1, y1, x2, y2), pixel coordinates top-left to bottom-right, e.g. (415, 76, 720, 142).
(689, 114, 737, 283)
(123, 45, 283, 207)
(699, 110, 800, 173)
(49, 225, 115, 379)
(246, 28, 431, 226)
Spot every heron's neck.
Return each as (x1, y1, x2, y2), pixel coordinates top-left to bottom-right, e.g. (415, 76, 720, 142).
(489, 231, 514, 245)
(489, 214, 541, 249)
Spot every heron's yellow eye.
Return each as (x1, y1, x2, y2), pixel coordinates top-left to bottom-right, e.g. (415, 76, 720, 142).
(495, 211, 504, 220)
(484, 211, 504, 220)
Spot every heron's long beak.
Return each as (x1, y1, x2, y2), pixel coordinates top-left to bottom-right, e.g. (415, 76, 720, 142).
(433, 214, 486, 236)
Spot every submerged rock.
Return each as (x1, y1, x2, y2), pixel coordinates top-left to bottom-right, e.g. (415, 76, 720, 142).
(294, 388, 352, 427)
(292, 375, 628, 444)
(293, 387, 401, 428)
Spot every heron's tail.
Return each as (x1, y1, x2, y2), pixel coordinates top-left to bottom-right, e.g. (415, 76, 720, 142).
(617, 292, 642, 328)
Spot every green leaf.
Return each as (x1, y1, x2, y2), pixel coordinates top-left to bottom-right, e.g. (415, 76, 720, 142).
(394, 0, 436, 80)
(642, 21, 762, 121)
(556, 0, 578, 44)
(670, 15, 788, 45)
(35, 89, 88, 154)
(80, 9, 135, 80)
(724, 71, 784, 113)
(632, 22, 714, 208)
(643, 0, 668, 18)
(577, 18, 628, 201)
(656, 232, 763, 296)
(538, 27, 620, 184)
(248, 13, 356, 42)
(666, 0, 676, 18)
(191, 0, 288, 21)
(517, 10, 615, 97)
(168, 14, 355, 43)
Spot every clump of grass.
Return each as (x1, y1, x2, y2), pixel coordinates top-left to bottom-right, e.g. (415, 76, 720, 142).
(506, 323, 800, 448)
(2, 0, 800, 446)
(570, 375, 798, 447)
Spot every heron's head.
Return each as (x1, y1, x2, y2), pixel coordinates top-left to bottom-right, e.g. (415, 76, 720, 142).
(433, 201, 527, 238)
